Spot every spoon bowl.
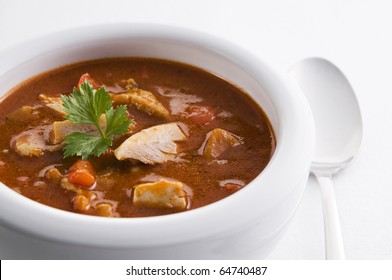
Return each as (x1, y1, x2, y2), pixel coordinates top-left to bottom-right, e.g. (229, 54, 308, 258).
(290, 57, 362, 174)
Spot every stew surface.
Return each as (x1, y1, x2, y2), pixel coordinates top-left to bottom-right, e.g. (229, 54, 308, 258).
(0, 58, 275, 217)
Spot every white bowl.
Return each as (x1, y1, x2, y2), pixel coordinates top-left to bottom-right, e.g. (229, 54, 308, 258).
(0, 24, 314, 259)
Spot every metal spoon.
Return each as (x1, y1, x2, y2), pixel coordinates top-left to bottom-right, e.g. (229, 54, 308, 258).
(289, 57, 363, 260)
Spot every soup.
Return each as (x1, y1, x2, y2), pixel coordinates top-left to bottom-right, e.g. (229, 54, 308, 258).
(0, 58, 275, 217)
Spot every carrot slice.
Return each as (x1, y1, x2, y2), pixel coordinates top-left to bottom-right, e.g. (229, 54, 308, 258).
(67, 160, 96, 188)
(77, 73, 100, 89)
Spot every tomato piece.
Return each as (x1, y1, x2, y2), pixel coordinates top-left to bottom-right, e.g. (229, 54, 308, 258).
(186, 105, 215, 125)
(224, 183, 243, 191)
(77, 73, 100, 89)
(67, 160, 96, 189)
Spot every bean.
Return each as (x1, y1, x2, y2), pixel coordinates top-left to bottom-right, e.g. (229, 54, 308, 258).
(73, 195, 90, 211)
(95, 203, 113, 217)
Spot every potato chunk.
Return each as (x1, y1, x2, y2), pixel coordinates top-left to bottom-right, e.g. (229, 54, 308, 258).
(50, 115, 106, 144)
(112, 89, 169, 118)
(133, 179, 187, 210)
(114, 123, 186, 164)
(38, 94, 66, 116)
(202, 128, 242, 158)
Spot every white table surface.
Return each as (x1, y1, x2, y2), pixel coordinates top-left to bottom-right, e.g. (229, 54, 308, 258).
(0, 0, 391, 260)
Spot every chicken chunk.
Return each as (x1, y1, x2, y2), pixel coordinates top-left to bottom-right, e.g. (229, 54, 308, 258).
(202, 128, 242, 158)
(38, 94, 66, 116)
(11, 125, 62, 157)
(6, 106, 40, 122)
(112, 89, 169, 118)
(133, 179, 187, 210)
(49, 115, 107, 144)
(114, 123, 186, 164)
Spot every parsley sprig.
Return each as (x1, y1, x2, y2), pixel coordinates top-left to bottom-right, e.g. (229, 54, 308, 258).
(61, 81, 131, 160)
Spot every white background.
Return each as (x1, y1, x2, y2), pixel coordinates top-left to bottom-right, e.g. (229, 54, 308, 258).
(0, 0, 391, 260)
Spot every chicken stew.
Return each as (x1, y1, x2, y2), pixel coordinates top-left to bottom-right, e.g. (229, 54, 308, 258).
(0, 58, 275, 217)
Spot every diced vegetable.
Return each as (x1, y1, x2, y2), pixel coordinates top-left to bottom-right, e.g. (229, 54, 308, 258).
(219, 179, 245, 191)
(60, 177, 79, 192)
(185, 105, 215, 125)
(73, 194, 90, 211)
(67, 160, 96, 189)
(61, 176, 97, 211)
(114, 123, 187, 164)
(61, 177, 97, 204)
(44, 168, 63, 184)
(223, 183, 243, 191)
(202, 128, 242, 158)
(95, 203, 114, 217)
(133, 179, 187, 210)
(77, 73, 100, 89)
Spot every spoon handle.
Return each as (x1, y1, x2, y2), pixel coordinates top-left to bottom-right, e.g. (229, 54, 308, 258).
(315, 175, 346, 260)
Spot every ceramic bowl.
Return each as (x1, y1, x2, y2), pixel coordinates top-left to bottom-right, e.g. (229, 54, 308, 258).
(0, 24, 314, 259)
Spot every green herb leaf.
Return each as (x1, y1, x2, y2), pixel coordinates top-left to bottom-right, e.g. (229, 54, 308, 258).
(61, 81, 131, 159)
(63, 133, 112, 160)
(105, 105, 131, 136)
(61, 81, 111, 126)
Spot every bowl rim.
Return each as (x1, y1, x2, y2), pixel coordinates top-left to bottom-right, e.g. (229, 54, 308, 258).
(0, 23, 314, 248)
